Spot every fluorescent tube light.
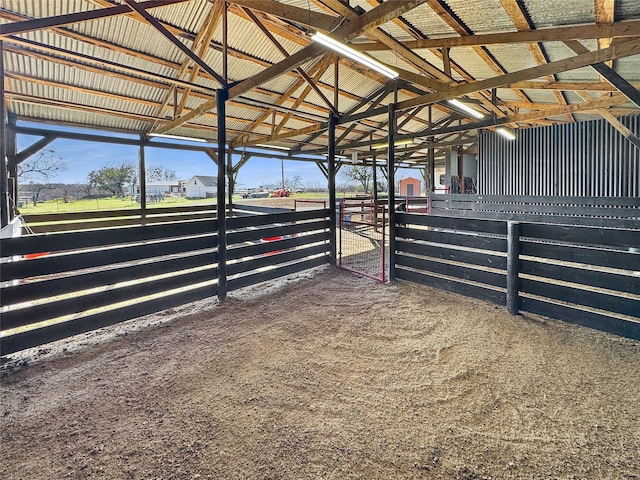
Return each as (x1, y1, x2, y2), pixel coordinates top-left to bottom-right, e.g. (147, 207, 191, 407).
(256, 143, 291, 150)
(447, 99, 485, 119)
(496, 127, 516, 140)
(148, 133, 208, 143)
(372, 138, 413, 150)
(310, 31, 399, 79)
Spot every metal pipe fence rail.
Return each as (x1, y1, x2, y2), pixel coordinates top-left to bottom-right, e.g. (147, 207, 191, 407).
(0, 209, 331, 355)
(395, 212, 640, 340)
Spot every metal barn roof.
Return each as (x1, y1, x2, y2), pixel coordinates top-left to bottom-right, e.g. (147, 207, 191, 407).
(1, 0, 640, 164)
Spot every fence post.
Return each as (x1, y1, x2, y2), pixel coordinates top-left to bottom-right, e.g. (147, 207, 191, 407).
(216, 89, 228, 301)
(506, 221, 520, 315)
(387, 103, 396, 282)
(328, 113, 337, 266)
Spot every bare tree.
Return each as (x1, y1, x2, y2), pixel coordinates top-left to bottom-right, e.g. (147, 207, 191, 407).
(18, 149, 66, 205)
(146, 165, 177, 182)
(341, 165, 372, 193)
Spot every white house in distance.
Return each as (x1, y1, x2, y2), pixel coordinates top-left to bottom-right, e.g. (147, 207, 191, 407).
(185, 175, 217, 198)
(130, 181, 182, 196)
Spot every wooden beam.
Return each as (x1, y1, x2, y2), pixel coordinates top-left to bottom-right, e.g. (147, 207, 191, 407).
(122, 0, 227, 87)
(243, 7, 337, 113)
(564, 40, 640, 108)
(153, 0, 223, 126)
(508, 80, 640, 91)
(597, 109, 640, 150)
(595, 0, 616, 54)
(353, 20, 640, 50)
(159, 0, 428, 133)
(319, 0, 452, 82)
(155, 42, 330, 134)
(501, 94, 629, 124)
(498, 0, 572, 121)
(340, 0, 428, 42)
(0, 0, 191, 37)
(226, 0, 341, 32)
(395, 38, 640, 111)
(575, 91, 640, 150)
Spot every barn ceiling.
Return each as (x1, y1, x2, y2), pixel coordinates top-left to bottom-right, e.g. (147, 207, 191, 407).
(1, 0, 640, 165)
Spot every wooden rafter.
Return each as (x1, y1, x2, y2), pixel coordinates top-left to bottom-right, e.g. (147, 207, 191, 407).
(226, 0, 341, 32)
(0, 0, 191, 37)
(235, 54, 335, 145)
(595, 0, 616, 59)
(152, 0, 224, 128)
(243, 7, 337, 113)
(498, 0, 572, 122)
(353, 20, 640, 50)
(157, 0, 427, 134)
(122, 0, 227, 87)
(395, 38, 640, 111)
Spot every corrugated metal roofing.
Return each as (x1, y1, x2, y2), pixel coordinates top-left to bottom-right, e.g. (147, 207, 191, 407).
(442, 0, 519, 34)
(1, 0, 639, 163)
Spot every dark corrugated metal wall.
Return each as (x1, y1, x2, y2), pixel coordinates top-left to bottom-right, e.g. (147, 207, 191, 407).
(479, 115, 640, 197)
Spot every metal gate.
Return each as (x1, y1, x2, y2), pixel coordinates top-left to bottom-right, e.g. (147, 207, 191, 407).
(338, 198, 387, 282)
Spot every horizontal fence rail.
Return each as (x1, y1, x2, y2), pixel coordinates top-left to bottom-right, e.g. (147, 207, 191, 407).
(1, 208, 331, 355)
(517, 223, 640, 339)
(226, 209, 331, 291)
(428, 194, 640, 228)
(395, 213, 508, 306)
(21, 204, 218, 233)
(1, 218, 219, 355)
(394, 211, 640, 340)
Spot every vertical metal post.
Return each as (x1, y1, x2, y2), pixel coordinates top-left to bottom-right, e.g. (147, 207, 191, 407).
(387, 103, 396, 282)
(428, 105, 435, 192)
(217, 89, 228, 301)
(328, 113, 337, 266)
(507, 221, 520, 315)
(139, 136, 147, 215)
(0, 40, 10, 227)
(334, 54, 339, 110)
(227, 149, 233, 214)
(6, 113, 17, 216)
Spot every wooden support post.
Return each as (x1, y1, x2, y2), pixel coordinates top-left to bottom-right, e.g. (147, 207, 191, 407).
(387, 103, 397, 282)
(328, 113, 337, 266)
(507, 221, 521, 315)
(216, 89, 228, 301)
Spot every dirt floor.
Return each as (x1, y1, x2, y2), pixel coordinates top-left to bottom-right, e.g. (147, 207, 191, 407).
(2, 267, 640, 480)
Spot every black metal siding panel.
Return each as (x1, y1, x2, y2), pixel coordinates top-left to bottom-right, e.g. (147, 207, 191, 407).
(479, 114, 640, 197)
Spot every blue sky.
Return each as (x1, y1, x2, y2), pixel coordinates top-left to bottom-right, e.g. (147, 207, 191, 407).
(17, 122, 330, 190)
(17, 122, 422, 191)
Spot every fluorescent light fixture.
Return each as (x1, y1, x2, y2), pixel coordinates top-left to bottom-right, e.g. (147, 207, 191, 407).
(310, 31, 399, 79)
(496, 127, 516, 140)
(148, 133, 208, 143)
(447, 98, 485, 119)
(256, 143, 291, 150)
(372, 138, 413, 150)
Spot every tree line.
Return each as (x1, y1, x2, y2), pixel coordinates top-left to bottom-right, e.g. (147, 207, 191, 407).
(18, 151, 177, 205)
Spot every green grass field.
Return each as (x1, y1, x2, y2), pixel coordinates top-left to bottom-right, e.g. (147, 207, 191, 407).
(17, 193, 331, 215)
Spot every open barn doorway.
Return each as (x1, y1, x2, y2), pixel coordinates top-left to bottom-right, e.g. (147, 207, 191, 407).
(338, 197, 387, 282)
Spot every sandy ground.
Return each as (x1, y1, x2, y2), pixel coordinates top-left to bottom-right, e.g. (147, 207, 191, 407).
(1, 266, 639, 480)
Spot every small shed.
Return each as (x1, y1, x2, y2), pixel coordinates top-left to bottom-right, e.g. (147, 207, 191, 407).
(399, 177, 421, 197)
(185, 175, 217, 198)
